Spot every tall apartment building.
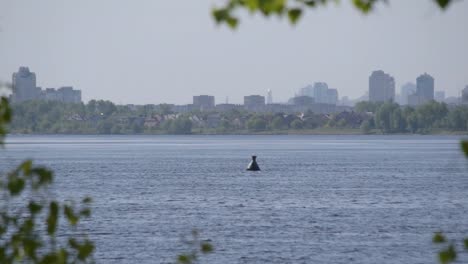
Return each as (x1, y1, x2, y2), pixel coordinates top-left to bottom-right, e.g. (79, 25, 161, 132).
(11, 67, 40, 102)
(408, 73, 435, 106)
(244, 95, 265, 111)
(298, 82, 338, 105)
(299, 85, 314, 98)
(462, 85, 468, 104)
(313, 82, 329, 103)
(193, 95, 215, 110)
(326, 89, 338, 105)
(416, 73, 434, 104)
(369, 70, 395, 102)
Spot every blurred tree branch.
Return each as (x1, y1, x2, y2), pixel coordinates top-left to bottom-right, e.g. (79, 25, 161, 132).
(212, 0, 456, 28)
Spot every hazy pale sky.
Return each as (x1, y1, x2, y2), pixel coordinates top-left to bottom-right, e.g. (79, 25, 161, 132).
(1, 0, 467, 104)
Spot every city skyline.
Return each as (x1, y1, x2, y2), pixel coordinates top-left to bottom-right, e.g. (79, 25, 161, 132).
(2, 64, 465, 105)
(1, 1, 467, 104)
(8, 66, 464, 107)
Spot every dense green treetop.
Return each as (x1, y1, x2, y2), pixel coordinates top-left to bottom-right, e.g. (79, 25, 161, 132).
(5, 99, 468, 135)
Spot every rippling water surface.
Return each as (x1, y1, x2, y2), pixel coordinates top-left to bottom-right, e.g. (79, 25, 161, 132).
(2, 135, 468, 263)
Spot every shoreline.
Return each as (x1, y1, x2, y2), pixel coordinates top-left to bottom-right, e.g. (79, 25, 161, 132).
(6, 129, 468, 136)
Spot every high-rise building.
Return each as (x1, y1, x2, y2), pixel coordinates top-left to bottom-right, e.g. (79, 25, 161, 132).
(369, 70, 395, 102)
(12, 67, 39, 102)
(416, 73, 434, 104)
(400, 82, 416, 105)
(313, 82, 329, 103)
(326, 89, 338, 105)
(298, 82, 338, 105)
(244, 95, 265, 110)
(299, 85, 314, 97)
(435, 91, 445, 102)
(462, 85, 468, 104)
(193, 95, 215, 110)
(267, 89, 273, 104)
(407, 73, 435, 106)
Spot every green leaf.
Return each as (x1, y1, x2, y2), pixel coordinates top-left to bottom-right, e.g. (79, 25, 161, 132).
(21, 219, 35, 233)
(47, 201, 59, 235)
(0, 97, 12, 123)
(32, 167, 53, 187)
(0, 247, 5, 262)
(439, 244, 457, 264)
(68, 238, 79, 249)
(270, 0, 286, 14)
(38, 250, 67, 264)
(177, 254, 191, 264)
(461, 141, 468, 158)
(0, 97, 12, 144)
(64, 205, 79, 226)
(56, 249, 68, 264)
(226, 17, 239, 28)
(23, 238, 41, 260)
(433, 232, 446, 243)
(436, 0, 451, 9)
(245, 0, 259, 11)
(353, 0, 375, 13)
(287, 8, 302, 24)
(7, 177, 25, 196)
(464, 238, 468, 250)
(201, 242, 213, 253)
(39, 253, 59, 264)
(77, 240, 94, 261)
(303, 0, 317, 7)
(28, 201, 43, 215)
(19, 160, 33, 175)
(212, 8, 228, 23)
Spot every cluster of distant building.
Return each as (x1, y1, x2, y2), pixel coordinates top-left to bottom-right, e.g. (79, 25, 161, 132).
(296, 82, 338, 105)
(368, 70, 468, 106)
(169, 91, 348, 114)
(8, 67, 468, 113)
(169, 82, 345, 114)
(10, 67, 81, 103)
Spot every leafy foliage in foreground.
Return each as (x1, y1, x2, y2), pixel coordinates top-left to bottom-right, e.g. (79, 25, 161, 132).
(212, 0, 456, 28)
(0, 97, 12, 143)
(176, 230, 214, 264)
(0, 95, 94, 263)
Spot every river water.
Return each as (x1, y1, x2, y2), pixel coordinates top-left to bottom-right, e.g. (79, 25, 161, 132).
(1, 135, 468, 263)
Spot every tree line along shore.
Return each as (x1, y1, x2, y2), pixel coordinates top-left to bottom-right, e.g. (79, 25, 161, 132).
(7, 100, 468, 135)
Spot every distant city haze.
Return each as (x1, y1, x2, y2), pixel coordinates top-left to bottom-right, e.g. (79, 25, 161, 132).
(1, 0, 467, 104)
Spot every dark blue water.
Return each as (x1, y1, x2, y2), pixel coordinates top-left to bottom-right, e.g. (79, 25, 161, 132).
(1, 135, 468, 263)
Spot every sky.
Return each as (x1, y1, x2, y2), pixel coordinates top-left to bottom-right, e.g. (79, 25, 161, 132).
(0, 0, 467, 104)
